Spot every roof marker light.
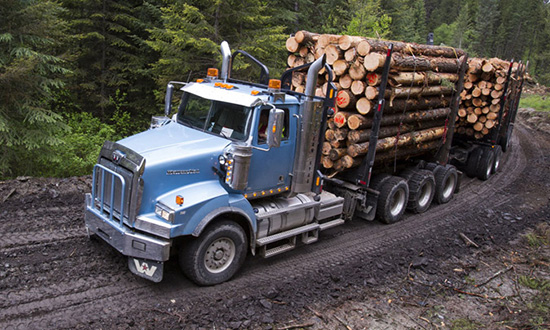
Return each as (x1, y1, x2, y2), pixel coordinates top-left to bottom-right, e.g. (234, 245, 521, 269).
(207, 68, 219, 78)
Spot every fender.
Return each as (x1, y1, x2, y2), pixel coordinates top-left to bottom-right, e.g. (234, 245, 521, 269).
(156, 180, 257, 252)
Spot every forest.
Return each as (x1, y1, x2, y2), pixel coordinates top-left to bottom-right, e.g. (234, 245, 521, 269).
(1, 0, 549, 179)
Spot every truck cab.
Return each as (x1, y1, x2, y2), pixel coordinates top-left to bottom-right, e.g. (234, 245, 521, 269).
(85, 42, 346, 285)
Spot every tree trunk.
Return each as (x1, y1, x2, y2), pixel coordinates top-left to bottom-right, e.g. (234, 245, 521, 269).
(286, 37, 300, 53)
(347, 108, 450, 130)
(336, 90, 356, 109)
(347, 126, 446, 157)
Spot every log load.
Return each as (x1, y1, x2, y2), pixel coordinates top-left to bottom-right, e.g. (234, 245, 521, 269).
(457, 57, 525, 140)
(286, 31, 466, 173)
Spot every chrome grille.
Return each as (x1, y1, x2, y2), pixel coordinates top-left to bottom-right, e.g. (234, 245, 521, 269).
(93, 159, 134, 223)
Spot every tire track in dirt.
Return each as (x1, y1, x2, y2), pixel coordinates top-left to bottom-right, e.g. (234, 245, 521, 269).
(0, 228, 86, 249)
(0, 126, 532, 329)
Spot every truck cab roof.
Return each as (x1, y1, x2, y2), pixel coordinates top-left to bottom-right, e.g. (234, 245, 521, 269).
(181, 79, 301, 107)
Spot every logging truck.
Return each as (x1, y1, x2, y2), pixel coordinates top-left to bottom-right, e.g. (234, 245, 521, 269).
(84, 36, 519, 286)
(450, 58, 527, 180)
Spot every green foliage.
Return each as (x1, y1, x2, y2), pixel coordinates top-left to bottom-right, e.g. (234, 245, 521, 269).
(346, 0, 391, 38)
(0, 0, 70, 178)
(30, 111, 139, 178)
(520, 95, 550, 112)
(147, 0, 287, 88)
(60, 0, 160, 120)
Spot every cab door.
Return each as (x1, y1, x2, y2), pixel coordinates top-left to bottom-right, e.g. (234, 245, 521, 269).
(245, 106, 295, 195)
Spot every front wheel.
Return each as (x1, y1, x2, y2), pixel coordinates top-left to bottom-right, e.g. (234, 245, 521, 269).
(180, 220, 248, 286)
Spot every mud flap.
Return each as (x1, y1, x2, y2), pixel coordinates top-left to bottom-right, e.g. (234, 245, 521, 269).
(128, 257, 163, 282)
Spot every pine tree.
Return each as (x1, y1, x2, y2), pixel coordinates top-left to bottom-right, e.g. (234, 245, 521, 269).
(61, 0, 161, 120)
(347, 0, 391, 38)
(0, 0, 70, 177)
(148, 0, 287, 88)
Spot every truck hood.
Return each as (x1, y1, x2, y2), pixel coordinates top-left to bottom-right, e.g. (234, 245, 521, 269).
(118, 121, 232, 213)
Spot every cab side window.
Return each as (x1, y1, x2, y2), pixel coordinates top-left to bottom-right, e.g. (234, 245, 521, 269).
(257, 108, 289, 144)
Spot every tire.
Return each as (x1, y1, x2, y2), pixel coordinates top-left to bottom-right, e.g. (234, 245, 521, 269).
(424, 162, 439, 172)
(500, 128, 512, 152)
(476, 148, 495, 181)
(376, 176, 409, 224)
(180, 220, 248, 286)
(405, 169, 435, 214)
(433, 165, 458, 204)
(491, 145, 503, 173)
(465, 147, 483, 178)
(368, 173, 391, 190)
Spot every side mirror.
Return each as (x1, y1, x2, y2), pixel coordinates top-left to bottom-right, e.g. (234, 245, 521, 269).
(164, 83, 174, 116)
(267, 108, 285, 148)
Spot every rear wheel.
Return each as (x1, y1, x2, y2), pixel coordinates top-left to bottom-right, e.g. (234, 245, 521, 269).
(491, 145, 503, 173)
(476, 148, 495, 181)
(405, 169, 435, 214)
(465, 147, 483, 178)
(501, 128, 513, 152)
(376, 176, 409, 224)
(180, 220, 247, 286)
(433, 165, 458, 204)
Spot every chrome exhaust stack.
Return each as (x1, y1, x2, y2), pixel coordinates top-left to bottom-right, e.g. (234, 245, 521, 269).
(290, 55, 326, 195)
(220, 41, 231, 82)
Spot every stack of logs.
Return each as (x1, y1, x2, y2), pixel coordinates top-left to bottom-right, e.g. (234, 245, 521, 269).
(286, 31, 465, 173)
(457, 58, 520, 139)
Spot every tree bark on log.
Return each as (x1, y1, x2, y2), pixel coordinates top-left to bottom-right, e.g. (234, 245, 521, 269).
(295, 30, 319, 44)
(347, 108, 451, 130)
(389, 71, 459, 86)
(347, 120, 446, 143)
(347, 126, 446, 157)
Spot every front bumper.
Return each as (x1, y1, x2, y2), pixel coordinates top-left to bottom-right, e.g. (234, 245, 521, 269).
(85, 193, 171, 262)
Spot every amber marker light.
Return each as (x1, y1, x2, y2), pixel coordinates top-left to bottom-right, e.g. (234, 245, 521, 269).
(268, 79, 281, 90)
(175, 195, 184, 205)
(207, 68, 218, 78)
(251, 90, 260, 95)
(196, 79, 204, 83)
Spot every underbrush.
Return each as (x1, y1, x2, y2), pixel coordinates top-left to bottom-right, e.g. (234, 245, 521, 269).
(519, 94, 550, 112)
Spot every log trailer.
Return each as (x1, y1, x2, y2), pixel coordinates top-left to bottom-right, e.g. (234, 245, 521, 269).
(85, 41, 469, 285)
(450, 60, 527, 180)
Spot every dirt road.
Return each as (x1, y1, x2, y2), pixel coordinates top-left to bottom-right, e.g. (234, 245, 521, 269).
(1, 121, 549, 329)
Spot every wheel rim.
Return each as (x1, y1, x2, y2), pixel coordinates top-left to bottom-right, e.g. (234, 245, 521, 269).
(485, 160, 493, 178)
(494, 154, 501, 172)
(204, 237, 236, 274)
(418, 181, 434, 208)
(390, 188, 406, 217)
(442, 174, 456, 199)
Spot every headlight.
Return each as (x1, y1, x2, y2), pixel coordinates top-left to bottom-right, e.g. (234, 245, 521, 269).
(155, 203, 175, 222)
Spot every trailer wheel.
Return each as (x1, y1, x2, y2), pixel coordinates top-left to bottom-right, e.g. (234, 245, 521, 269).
(180, 220, 247, 286)
(476, 148, 495, 181)
(491, 145, 503, 173)
(465, 147, 483, 178)
(433, 165, 458, 204)
(501, 128, 513, 152)
(376, 176, 409, 224)
(406, 170, 435, 214)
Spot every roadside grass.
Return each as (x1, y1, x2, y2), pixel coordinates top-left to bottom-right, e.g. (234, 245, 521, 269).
(519, 94, 550, 112)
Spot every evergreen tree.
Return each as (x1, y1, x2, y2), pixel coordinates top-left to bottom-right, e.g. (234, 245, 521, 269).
(148, 0, 287, 88)
(346, 0, 391, 38)
(382, 0, 427, 43)
(61, 0, 161, 120)
(0, 0, 70, 177)
(473, 0, 500, 57)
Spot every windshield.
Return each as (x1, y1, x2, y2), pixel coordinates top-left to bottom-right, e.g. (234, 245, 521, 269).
(177, 92, 253, 141)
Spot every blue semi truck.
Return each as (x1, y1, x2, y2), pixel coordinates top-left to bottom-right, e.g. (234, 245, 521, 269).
(85, 42, 469, 285)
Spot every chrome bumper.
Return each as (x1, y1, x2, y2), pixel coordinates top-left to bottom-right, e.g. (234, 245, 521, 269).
(85, 193, 171, 262)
